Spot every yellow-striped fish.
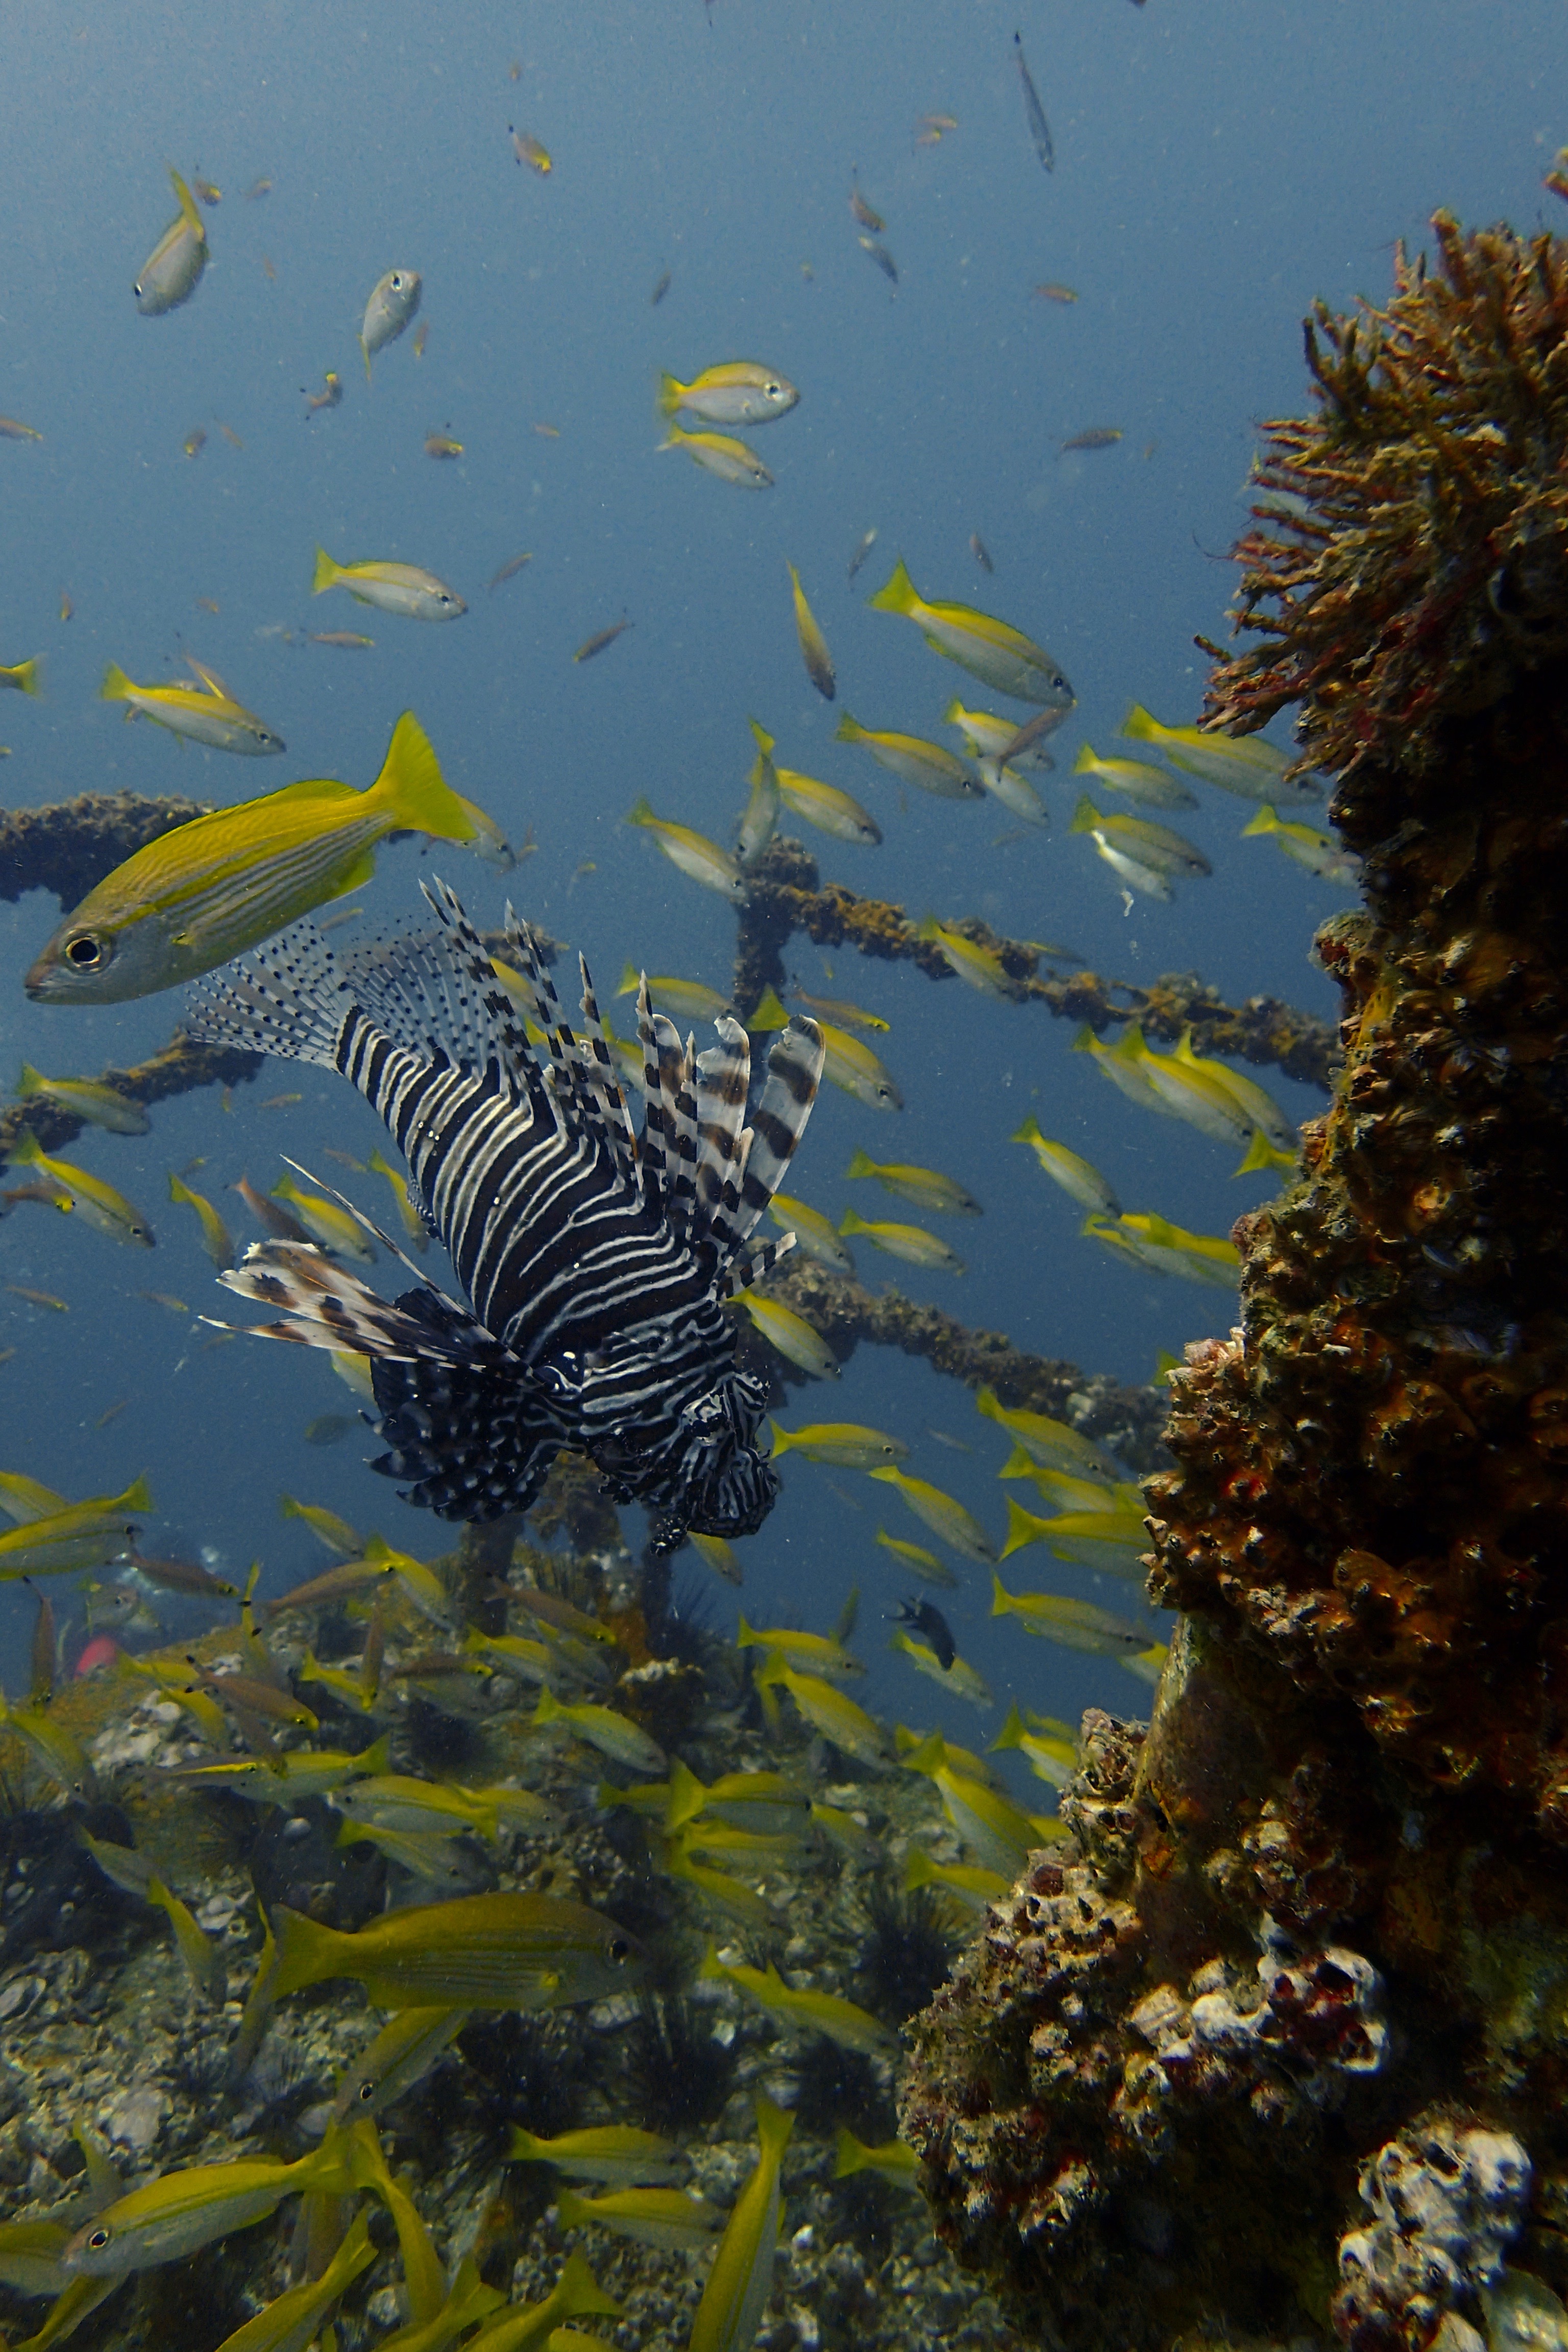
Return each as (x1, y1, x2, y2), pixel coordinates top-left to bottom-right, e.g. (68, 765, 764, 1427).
(101, 660, 284, 755)
(7, 1135, 154, 1246)
(1009, 1119, 1120, 1216)
(834, 710, 980, 800)
(13, 1065, 149, 1136)
(869, 1465, 994, 1561)
(731, 1290, 839, 1380)
(26, 714, 481, 1003)
(869, 559, 1074, 706)
(135, 166, 208, 316)
(787, 562, 836, 700)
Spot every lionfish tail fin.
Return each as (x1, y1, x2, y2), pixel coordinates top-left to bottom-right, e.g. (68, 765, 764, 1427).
(730, 1017, 824, 1256)
(185, 922, 350, 1067)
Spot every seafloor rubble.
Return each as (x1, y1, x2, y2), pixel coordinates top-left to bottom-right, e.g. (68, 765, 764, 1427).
(901, 205, 1568, 2352)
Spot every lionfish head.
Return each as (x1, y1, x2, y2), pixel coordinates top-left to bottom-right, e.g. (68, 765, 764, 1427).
(667, 1366, 779, 1541)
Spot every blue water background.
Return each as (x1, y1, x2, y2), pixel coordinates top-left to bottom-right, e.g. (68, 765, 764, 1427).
(0, 0, 1561, 1775)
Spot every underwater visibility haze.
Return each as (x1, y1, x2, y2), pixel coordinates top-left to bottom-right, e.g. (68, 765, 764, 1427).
(0, 5, 1564, 2351)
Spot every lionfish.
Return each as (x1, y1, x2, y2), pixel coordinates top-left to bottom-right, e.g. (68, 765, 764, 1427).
(186, 880, 824, 1550)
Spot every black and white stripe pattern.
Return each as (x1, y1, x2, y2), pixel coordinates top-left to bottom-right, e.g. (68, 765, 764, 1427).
(186, 881, 823, 1541)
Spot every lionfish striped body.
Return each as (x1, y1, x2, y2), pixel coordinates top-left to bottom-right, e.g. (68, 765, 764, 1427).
(186, 881, 824, 1547)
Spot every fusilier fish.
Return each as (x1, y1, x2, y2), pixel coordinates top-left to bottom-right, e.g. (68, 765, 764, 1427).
(313, 548, 465, 620)
(658, 364, 799, 427)
(752, 1656, 886, 1761)
(1084, 1209, 1242, 1287)
(913, 918, 1013, 996)
(749, 722, 877, 846)
(272, 1169, 378, 1261)
(360, 268, 422, 377)
(869, 559, 1074, 707)
(768, 1191, 855, 1273)
(135, 167, 208, 316)
(834, 710, 981, 800)
(26, 713, 483, 1002)
(658, 424, 774, 488)
(874, 1526, 958, 1589)
(1121, 703, 1323, 804)
(101, 660, 284, 755)
(991, 1571, 1156, 1656)
(1071, 798, 1211, 878)
(189, 889, 826, 1547)
(736, 1619, 863, 1679)
(787, 564, 836, 699)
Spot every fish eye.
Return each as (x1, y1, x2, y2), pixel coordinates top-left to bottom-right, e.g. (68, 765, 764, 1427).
(608, 1934, 632, 1963)
(766, 381, 782, 398)
(65, 932, 109, 970)
(88, 2227, 112, 2251)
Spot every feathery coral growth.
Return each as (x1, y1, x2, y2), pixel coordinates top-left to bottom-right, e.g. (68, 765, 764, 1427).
(1206, 210, 1568, 783)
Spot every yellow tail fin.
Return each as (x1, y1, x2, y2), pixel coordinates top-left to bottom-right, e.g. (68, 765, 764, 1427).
(100, 663, 133, 703)
(1070, 795, 1099, 834)
(1122, 702, 1158, 743)
(1072, 743, 1096, 772)
(656, 372, 686, 416)
(5, 655, 41, 697)
(370, 712, 476, 843)
(845, 1148, 875, 1177)
(311, 547, 340, 596)
(832, 711, 864, 742)
(867, 557, 918, 614)
(168, 167, 206, 238)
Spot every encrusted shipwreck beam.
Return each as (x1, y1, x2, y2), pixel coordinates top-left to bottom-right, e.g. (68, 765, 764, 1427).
(902, 203, 1568, 2352)
(736, 836, 1338, 1092)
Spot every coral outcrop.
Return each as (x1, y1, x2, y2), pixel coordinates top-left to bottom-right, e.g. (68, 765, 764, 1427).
(902, 204, 1568, 2351)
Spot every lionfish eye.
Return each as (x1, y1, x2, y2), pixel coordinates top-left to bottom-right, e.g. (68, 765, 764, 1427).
(66, 933, 107, 969)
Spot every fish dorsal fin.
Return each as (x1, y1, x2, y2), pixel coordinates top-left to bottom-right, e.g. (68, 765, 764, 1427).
(658, 1020, 700, 1236)
(635, 975, 671, 1212)
(730, 1018, 825, 1256)
(574, 952, 638, 1183)
(691, 1017, 752, 1248)
(722, 1230, 794, 1297)
(185, 655, 231, 700)
(505, 914, 596, 1139)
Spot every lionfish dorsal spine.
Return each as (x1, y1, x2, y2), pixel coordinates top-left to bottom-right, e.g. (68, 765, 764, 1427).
(575, 953, 639, 1183)
(635, 973, 671, 1210)
(729, 1017, 825, 1253)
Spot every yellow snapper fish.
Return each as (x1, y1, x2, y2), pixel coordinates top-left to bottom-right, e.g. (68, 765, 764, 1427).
(1071, 796, 1211, 880)
(730, 1289, 840, 1379)
(1000, 1494, 1150, 1578)
(943, 697, 1063, 773)
(1071, 1022, 1166, 1112)
(870, 1464, 995, 1561)
(700, 1944, 896, 2056)
(834, 709, 981, 800)
(279, 1492, 362, 1555)
(207, 2207, 377, 2350)
(359, 266, 422, 377)
(689, 2095, 793, 2352)
(845, 1150, 979, 1216)
(751, 1654, 888, 1762)
(313, 547, 464, 620)
(787, 562, 836, 700)
(888, 1625, 993, 1710)
(914, 918, 1013, 996)
(12, 1064, 149, 1136)
(1075, 821, 1173, 900)
(736, 1616, 863, 1680)
(271, 1891, 641, 2010)
(657, 363, 799, 427)
(272, 1169, 378, 1261)
(0, 655, 42, 696)
(616, 966, 731, 1025)
(875, 1526, 959, 1590)
(555, 2186, 723, 2253)
(738, 737, 781, 866)
(900, 1729, 1058, 1875)
(0, 1694, 97, 1793)
(1072, 740, 1196, 811)
(534, 1686, 667, 1776)
(134, 166, 208, 316)
(101, 660, 284, 755)
(793, 989, 889, 1032)
(61, 2141, 352, 2277)
(689, 1529, 743, 1585)
(1235, 1129, 1298, 1178)
(768, 1190, 855, 1274)
(991, 1571, 1157, 1657)
(834, 2130, 920, 2190)
(1171, 1030, 1295, 1150)
(627, 798, 746, 899)
(24, 713, 482, 1003)
(368, 1145, 429, 1250)
(751, 992, 901, 1109)
(904, 1847, 1011, 1910)
(839, 1209, 964, 1273)
(658, 423, 774, 488)
(1122, 1030, 1261, 1147)
(1242, 803, 1362, 885)
(7, 1133, 154, 1246)
(507, 2125, 687, 2187)
(975, 753, 1049, 826)
(1009, 1119, 1120, 1217)
(748, 724, 877, 845)
(167, 1172, 235, 1268)
(990, 1699, 1079, 1787)
(1122, 703, 1323, 805)
(768, 1420, 908, 1469)
(1084, 1209, 1242, 1288)
(997, 1451, 1129, 1513)
(869, 558, 1074, 706)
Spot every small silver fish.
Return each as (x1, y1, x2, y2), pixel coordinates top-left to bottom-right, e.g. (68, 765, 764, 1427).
(359, 269, 422, 378)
